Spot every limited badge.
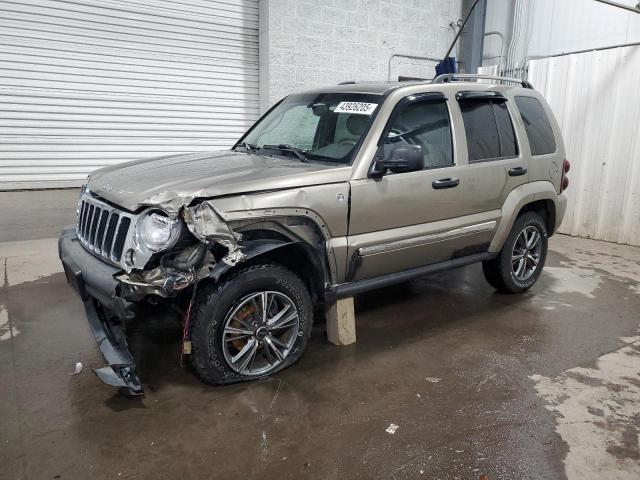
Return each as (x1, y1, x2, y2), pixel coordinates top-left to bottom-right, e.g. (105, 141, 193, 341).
(334, 102, 378, 115)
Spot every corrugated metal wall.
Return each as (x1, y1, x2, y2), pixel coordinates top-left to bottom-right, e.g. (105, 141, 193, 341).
(0, 0, 259, 189)
(528, 45, 640, 247)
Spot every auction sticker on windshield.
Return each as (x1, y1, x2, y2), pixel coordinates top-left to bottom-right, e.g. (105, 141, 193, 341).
(334, 102, 378, 115)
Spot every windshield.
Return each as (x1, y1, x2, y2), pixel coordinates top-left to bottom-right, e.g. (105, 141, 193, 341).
(237, 93, 382, 164)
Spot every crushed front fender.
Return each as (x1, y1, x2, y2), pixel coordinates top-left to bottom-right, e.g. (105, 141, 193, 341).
(182, 202, 245, 266)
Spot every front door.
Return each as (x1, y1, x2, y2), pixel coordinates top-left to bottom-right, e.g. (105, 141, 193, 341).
(346, 90, 527, 282)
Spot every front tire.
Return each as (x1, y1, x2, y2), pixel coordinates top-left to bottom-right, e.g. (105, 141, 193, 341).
(482, 212, 548, 293)
(190, 263, 313, 385)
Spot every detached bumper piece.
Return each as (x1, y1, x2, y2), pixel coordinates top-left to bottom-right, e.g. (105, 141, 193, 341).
(83, 299, 143, 396)
(59, 227, 143, 396)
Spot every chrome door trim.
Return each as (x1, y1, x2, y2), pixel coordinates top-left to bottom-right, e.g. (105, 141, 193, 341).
(357, 220, 497, 257)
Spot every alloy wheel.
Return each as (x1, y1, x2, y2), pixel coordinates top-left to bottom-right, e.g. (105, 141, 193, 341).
(511, 225, 542, 281)
(221, 291, 299, 376)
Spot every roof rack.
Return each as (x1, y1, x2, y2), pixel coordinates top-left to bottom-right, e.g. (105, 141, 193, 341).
(432, 74, 534, 89)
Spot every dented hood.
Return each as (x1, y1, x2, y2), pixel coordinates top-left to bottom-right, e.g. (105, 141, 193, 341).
(87, 150, 351, 212)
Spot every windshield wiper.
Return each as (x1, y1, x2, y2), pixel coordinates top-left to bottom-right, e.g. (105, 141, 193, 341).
(262, 144, 309, 163)
(237, 142, 259, 154)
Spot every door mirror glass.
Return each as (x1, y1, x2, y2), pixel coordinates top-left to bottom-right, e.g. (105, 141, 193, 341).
(371, 145, 424, 176)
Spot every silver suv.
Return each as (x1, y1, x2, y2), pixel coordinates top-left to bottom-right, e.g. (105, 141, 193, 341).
(59, 74, 569, 395)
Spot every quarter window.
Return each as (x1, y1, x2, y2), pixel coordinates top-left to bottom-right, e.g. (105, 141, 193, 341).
(514, 96, 556, 156)
(381, 98, 453, 169)
(459, 98, 518, 162)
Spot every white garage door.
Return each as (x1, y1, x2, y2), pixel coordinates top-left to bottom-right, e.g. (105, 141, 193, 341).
(0, 0, 259, 189)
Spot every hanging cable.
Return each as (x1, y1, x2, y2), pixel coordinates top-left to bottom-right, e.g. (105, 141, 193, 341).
(593, 0, 640, 14)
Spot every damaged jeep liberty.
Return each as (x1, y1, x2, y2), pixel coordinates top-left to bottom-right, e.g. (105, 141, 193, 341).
(59, 74, 569, 395)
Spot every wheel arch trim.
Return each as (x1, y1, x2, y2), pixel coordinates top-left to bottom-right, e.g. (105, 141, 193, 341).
(489, 181, 559, 253)
(209, 239, 330, 303)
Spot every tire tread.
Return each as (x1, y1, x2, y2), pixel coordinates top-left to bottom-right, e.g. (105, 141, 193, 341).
(482, 211, 548, 294)
(190, 262, 312, 385)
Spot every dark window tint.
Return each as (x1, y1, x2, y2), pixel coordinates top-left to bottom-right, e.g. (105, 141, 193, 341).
(459, 100, 518, 162)
(494, 102, 518, 157)
(382, 99, 453, 169)
(515, 96, 556, 155)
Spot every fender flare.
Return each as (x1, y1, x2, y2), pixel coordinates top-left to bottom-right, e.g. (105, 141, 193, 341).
(207, 239, 330, 297)
(489, 181, 559, 252)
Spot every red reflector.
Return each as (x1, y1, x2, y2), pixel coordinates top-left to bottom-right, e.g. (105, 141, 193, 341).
(560, 159, 570, 192)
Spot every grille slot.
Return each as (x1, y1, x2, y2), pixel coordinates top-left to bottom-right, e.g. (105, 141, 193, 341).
(76, 194, 134, 267)
(102, 213, 120, 257)
(112, 217, 131, 261)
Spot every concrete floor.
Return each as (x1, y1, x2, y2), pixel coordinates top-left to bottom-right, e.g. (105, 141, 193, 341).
(1, 190, 639, 480)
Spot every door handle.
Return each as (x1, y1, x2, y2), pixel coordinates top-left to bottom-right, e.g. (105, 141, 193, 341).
(432, 177, 460, 189)
(508, 166, 527, 177)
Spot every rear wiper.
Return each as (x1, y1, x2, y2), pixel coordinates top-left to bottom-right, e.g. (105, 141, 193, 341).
(262, 144, 309, 163)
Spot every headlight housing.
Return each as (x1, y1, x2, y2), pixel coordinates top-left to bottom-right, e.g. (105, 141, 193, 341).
(135, 210, 182, 253)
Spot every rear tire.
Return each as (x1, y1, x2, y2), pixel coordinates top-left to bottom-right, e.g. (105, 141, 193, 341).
(190, 263, 313, 385)
(482, 212, 548, 293)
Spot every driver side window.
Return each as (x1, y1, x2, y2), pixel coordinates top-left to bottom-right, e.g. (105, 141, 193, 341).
(382, 99, 454, 169)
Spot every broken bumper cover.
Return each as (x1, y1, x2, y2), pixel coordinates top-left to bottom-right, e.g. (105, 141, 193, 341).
(58, 227, 143, 396)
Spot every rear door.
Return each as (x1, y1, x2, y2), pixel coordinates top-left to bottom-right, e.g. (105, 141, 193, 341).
(455, 90, 530, 209)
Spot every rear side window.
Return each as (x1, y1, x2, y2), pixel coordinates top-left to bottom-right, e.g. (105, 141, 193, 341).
(515, 96, 556, 155)
(459, 99, 518, 162)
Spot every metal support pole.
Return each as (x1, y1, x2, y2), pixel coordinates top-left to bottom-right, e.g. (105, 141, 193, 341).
(443, 0, 483, 60)
(483, 31, 506, 73)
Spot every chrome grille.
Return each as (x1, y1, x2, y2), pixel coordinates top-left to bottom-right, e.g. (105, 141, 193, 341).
(76, 194, 134, 265)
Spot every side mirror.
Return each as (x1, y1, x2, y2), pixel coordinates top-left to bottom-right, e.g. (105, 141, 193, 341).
(370, 145, 424, 177)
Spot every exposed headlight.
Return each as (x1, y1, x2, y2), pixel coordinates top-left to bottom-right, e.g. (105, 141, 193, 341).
(135, 210, 182, 253)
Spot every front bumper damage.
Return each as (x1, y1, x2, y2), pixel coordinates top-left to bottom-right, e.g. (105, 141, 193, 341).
(59, 227, 143, 396)
(83, 299, 142, 395)
(59, 195, 326, 395)
(58, 202, 247, 396)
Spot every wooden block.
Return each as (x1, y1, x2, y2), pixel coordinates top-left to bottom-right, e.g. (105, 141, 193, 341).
(326, 297, 356, 345)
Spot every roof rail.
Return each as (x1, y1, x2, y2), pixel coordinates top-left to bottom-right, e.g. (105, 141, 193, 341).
(432, 73, 534, 89)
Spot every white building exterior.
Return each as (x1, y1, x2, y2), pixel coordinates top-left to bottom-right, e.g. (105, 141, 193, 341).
(482, 0, 640, 246)
(483, 0, 640, 73)
(0, 0, 462, 189)
(258, 0, 462, 111)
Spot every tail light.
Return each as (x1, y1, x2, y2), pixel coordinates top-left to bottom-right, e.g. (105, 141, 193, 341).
(560, 159, 570, 192)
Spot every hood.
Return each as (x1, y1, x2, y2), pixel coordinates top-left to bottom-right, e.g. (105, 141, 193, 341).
(87, 150, 351, 213)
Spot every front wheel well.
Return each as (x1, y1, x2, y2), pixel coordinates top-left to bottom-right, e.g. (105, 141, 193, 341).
(517, 199, 556, 235)
(212, 242, 328, 306)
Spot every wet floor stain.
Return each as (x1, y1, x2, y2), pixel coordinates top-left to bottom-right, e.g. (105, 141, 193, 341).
(530, 333, 640, 480)
(543, 265, 602, 299)
(1, 235, 640, 479)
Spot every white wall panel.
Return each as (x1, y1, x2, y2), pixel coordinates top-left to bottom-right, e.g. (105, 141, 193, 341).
(0, 0, 259, 189)
(529, 45, 640, 246)
(484, 0, 640, 70)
